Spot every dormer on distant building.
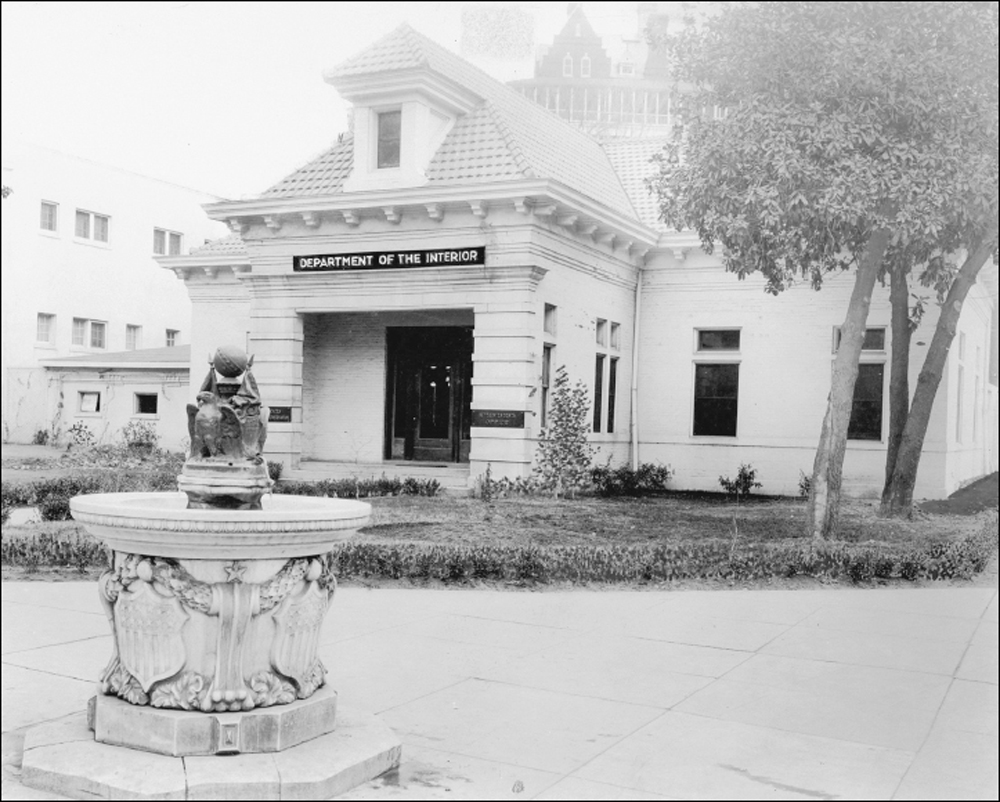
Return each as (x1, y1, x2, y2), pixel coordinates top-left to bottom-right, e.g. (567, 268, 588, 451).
(536, 4, 611, 80)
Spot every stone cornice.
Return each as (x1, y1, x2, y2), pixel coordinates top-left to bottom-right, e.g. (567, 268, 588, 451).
(156, 254, 251, 280)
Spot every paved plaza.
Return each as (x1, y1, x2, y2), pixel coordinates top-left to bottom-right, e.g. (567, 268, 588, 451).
(1, 581, 997, 800)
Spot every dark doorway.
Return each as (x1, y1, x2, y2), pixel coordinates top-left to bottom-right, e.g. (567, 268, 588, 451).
(385, 327, 473, 462)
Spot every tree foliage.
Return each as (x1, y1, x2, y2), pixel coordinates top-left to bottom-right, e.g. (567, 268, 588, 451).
(649, 1, 998, 536)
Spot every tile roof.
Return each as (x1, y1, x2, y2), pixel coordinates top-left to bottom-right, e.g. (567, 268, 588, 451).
(263, 135, 354, 198)
(602, 139, 669, 230)
(266, 24, 637, 219)
(189, 234, 248, 257)
(42, 345, 191, 369)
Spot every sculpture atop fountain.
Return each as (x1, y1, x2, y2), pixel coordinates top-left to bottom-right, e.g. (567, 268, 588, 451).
(179, 345, 272, 509)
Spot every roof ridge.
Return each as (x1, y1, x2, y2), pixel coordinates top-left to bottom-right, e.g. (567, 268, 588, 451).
(481, 102, 536, 180)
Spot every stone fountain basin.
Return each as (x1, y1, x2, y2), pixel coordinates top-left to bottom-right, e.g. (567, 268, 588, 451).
(70, 492, 371, 560)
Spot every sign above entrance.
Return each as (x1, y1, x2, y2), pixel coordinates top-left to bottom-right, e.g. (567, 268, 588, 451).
(293, 246, 485, 272)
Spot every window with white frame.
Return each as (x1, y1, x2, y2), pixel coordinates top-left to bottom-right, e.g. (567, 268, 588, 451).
(376, 110, 401, 169)
(72, 318, 106, 349)
(541, 303, 557, 428)
(135, 393, 158, 415)
(79, 391, 101, 413)
(581, 54, 591, 78)
(125, 324, 141, 351)
(563, 53, 573, 77)
(153, 228, 182, 256)
(75, 209, 110, 243)
(694, 328, 741, 437)
(36, 313, 55, 344)
(40, 202, 58, 232)
(834, 326, 887, 440)
(594, 318, 621, 433)
(166, 329, 179, 347)
(90, 321, 106, 349)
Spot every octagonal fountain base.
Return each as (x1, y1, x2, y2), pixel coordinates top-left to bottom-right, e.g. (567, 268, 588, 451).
(22, 704, 401, 801)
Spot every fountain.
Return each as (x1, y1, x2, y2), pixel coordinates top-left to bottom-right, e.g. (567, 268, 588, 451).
(20, 347, 402, 799)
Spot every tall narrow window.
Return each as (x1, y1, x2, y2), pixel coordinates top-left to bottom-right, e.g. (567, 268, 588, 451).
(563, 53, 573, 77)
(541, 344, 553, 429)
(693, 363, 739, 436)
(607, 358, 618, 434)
(153, 229, 166, 254)
(166, 329, 179, 347)
(93, 214, 109, 242)
(90, 321, 106, 349)
(72, 318, 87, 346)
(581, 54, 591, 77)
(75, 211, 90, 239)
(36, 313, 55, 344)
(125, 324, 141, 351)
(848, 363, 884, 440)
(377, 110, 401, 169)
(40, 202, 58, 232)
(544, 303, 557, 336)
(593, 354, 605, 432)
(595, 318, 607, 347)
(168, 232, 182, 255)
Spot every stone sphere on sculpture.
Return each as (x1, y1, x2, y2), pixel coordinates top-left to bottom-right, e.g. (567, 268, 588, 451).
(213, 345, 248, 378)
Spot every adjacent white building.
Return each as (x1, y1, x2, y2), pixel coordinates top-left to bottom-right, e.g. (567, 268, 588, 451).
(1, 142, 227, 446)
(158, 23, 996, 500)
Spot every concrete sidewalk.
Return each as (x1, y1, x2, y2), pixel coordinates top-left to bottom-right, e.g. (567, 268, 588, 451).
(2, 583, 997, 800)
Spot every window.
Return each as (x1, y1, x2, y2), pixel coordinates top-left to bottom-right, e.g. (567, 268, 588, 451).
(72, 318, 87, 346)
(541, 344, 553, 428)
(848, 363, 884, 440)
(593, 354, 605, 432)
(581, 54, 591, 78)
(36, 313, 55, 344)
(90, 321, 106, 349)
(618, 62, 635, 76)
(610, 322, 621, 350)
(40, 202, 58, 232)
(694, 363, 739, 436)
(544, 303, 557, 337)
(75, 209, 110, 243)
(834, 327, 885, 352)
(596, 318, 608, 347)
(153, 228, 183, 256)
(563, 53, 573, 77)
(125, 324, 141, 351)
(698, 329, 741, 351)
(79, 392, 101, 413)
(135, 393, 158, 415)
(166, 329, 179, 347)
(607, 358, 618, 434)
(376, 110, 401, 169)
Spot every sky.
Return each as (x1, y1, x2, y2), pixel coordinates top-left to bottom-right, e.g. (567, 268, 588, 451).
(1, 1, 644, 200)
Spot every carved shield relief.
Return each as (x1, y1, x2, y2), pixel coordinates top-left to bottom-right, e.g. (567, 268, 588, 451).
(115, 581, 189, 692)
(270, 582, 329, 689)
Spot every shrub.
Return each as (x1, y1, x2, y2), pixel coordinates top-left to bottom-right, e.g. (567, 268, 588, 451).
(591, 462, 673, 497)
(719, 463, 762, 500)
(32, 429, 50, 446)
(798, 471, 812, 499)
(532, 366, 594, 498)
(267, 461, 284, 483)
(272, 474, 440, 499)
(120, 420, 158, 452)
(67, 421, 96, 449)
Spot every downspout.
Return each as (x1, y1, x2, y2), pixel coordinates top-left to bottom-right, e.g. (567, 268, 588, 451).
(630, 266, 643, 470)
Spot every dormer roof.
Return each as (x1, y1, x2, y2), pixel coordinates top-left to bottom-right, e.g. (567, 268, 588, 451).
(267, 24, 635, 218)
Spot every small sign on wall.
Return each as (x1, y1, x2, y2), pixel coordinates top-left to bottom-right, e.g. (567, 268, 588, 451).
(268, 406, 293, 423)
(471, 410, 525, 429)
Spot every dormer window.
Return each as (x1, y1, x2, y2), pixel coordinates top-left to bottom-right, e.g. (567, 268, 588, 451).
(563, 54, 573, 77)
(581, 54, 591, 78)
(377, 110, 401, 169)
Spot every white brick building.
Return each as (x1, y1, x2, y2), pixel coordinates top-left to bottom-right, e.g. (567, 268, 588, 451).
(1, 142, 227, 446)
(160, 24, 997, 499)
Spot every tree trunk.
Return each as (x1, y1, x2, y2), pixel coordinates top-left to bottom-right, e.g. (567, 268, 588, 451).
(882, 224, 998, 516)
(807, 224, 893, 539)
(880, 265, 912, 510)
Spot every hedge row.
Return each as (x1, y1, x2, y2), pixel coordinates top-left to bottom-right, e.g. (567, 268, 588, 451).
(4, 512, 995, 585)
(272, 476, 441, 499)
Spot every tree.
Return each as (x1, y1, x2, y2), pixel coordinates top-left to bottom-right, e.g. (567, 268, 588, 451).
(649, 1, 998, 538)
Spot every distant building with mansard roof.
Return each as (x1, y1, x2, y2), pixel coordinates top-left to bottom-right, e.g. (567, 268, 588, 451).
(159, 22, 997, 499)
